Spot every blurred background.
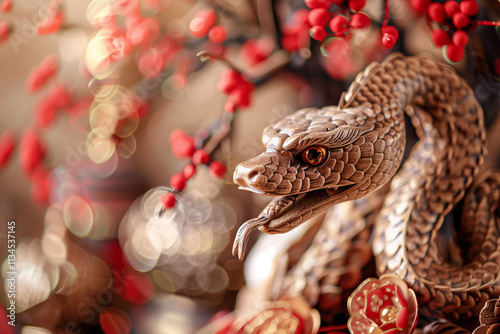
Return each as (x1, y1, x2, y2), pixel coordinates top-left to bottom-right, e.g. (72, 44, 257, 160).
(0, 0, 498, 333)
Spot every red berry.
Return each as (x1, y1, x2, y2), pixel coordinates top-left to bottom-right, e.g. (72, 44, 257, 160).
(453, 12, 469, 29)
(229, 81, 253, 108)
(382, 33, 397, 48)
(0, 130, 15, 168)
(208, 25, 228, 43)
(138, 48, 165, 78)
(189, 9, 217, 38)
(48, 83, 71, 108)
(20, 128, 45, 177)
(217, 69, 243, 94)
(431, 29, 451, 47)
(31, 168, 51, 203)
(183, 163, 196, 179)
(0, 21, 9, 43)
(410, 0, 431, 13)
(37, 10, 63, 35)
(170, 173, 187, 191)
(330, 16, 349, 35)
(169, 129, 196, 158)
(444, 1, 459, 17)
(241, 37, 274, 66)
(460, 0, 478, 16)
(495, 58, 500, 76)
(224, 100, 236, 113)
(1, 0, 11, 12)
(349, 12, 371, 29)
(428, 3, 445, 23)
(348, 0, 366, 12)
(26, 54, 57, 93)
(209, 160, 226, 178)
(304, 0, 330, 9)
(381, 25, 399, 39)
(308, 8, 330, 27)
(445, 43, 464, 63)
(192, 149, 210, 165)
(310, 25, 326, 41)
(452, 30, 469, 47)
(36, 97, 56, 128)
(161, 193, 176, 208)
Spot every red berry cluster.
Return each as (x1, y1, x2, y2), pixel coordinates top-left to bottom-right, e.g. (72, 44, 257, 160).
(414, 0, 479, 63)
(189, 9, 228, 44)
(307, 0, 373, 42)
(281, 9, 311, 52)
(164, 129, 227, 208)
(240, 37, 274, 66)
(217, 68, 255, 113)
(282, 0, 399, 51)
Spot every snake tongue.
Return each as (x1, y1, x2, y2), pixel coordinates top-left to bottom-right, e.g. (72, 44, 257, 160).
(233, 188, 346, 259)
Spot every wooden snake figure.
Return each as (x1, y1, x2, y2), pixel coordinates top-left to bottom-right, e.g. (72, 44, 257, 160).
(232, 53, 500, 325)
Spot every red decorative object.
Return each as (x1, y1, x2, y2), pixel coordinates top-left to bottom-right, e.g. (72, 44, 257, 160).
(0, 21, 9, 43)
(305, 0, 331, 9)
(281, 9, 311, 52)
(241, 37, 274, 66)
(209, 160, 226, 178)
(161, 193, 176, 208)
(431, 29, 451, 47)
(348, 275, 419, 334)
(308, 8, 330, 27)
(410, 0, 431, 13)
(31, 168, 51, 203)
(445, 43, 464, 63)
(444, 1, 460, 17)
(382, 34, 396, 48)
(349, 12, 371, 29)
(183, 163, 196, 179)
(211, 297, 320, 334)
(138, 48, 165, 78)
(428, 3, 445, 23)
(37, 1, 64, 36)
(170, 173, 187, 191)
(190, 9, 217, 38)
(25, 54, 57, 93)
(310, 25, 327, 41)
(192, 149, 210, 165)
(217, 69, 255, 111)
(452, 30, 469, 47)
(330, 15, 349, 35)
(0, 130, 15, 168)
(1, 0, 11, 12)
(452, 12, 469, 29)
(348, 0, 366, 12)
(170, 129, 196, 159)
(208, 25, 228, 43)
(99, 307, 132, 334)
(460, 0, 478, 16)
(19, 128, 46, 177)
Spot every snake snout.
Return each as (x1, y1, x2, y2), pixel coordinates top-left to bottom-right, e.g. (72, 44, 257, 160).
(233, 163, 267, 189)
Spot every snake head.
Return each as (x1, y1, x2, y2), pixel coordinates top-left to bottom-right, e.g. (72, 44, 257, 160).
(232, 106, 405, 259)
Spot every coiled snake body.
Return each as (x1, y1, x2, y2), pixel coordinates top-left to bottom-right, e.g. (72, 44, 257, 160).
(233, 54, 500, 324)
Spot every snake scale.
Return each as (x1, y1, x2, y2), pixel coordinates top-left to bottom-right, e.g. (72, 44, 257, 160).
(232, 53, 500, 327)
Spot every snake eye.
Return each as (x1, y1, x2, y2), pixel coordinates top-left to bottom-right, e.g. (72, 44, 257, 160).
(301, 146, 328, 166)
